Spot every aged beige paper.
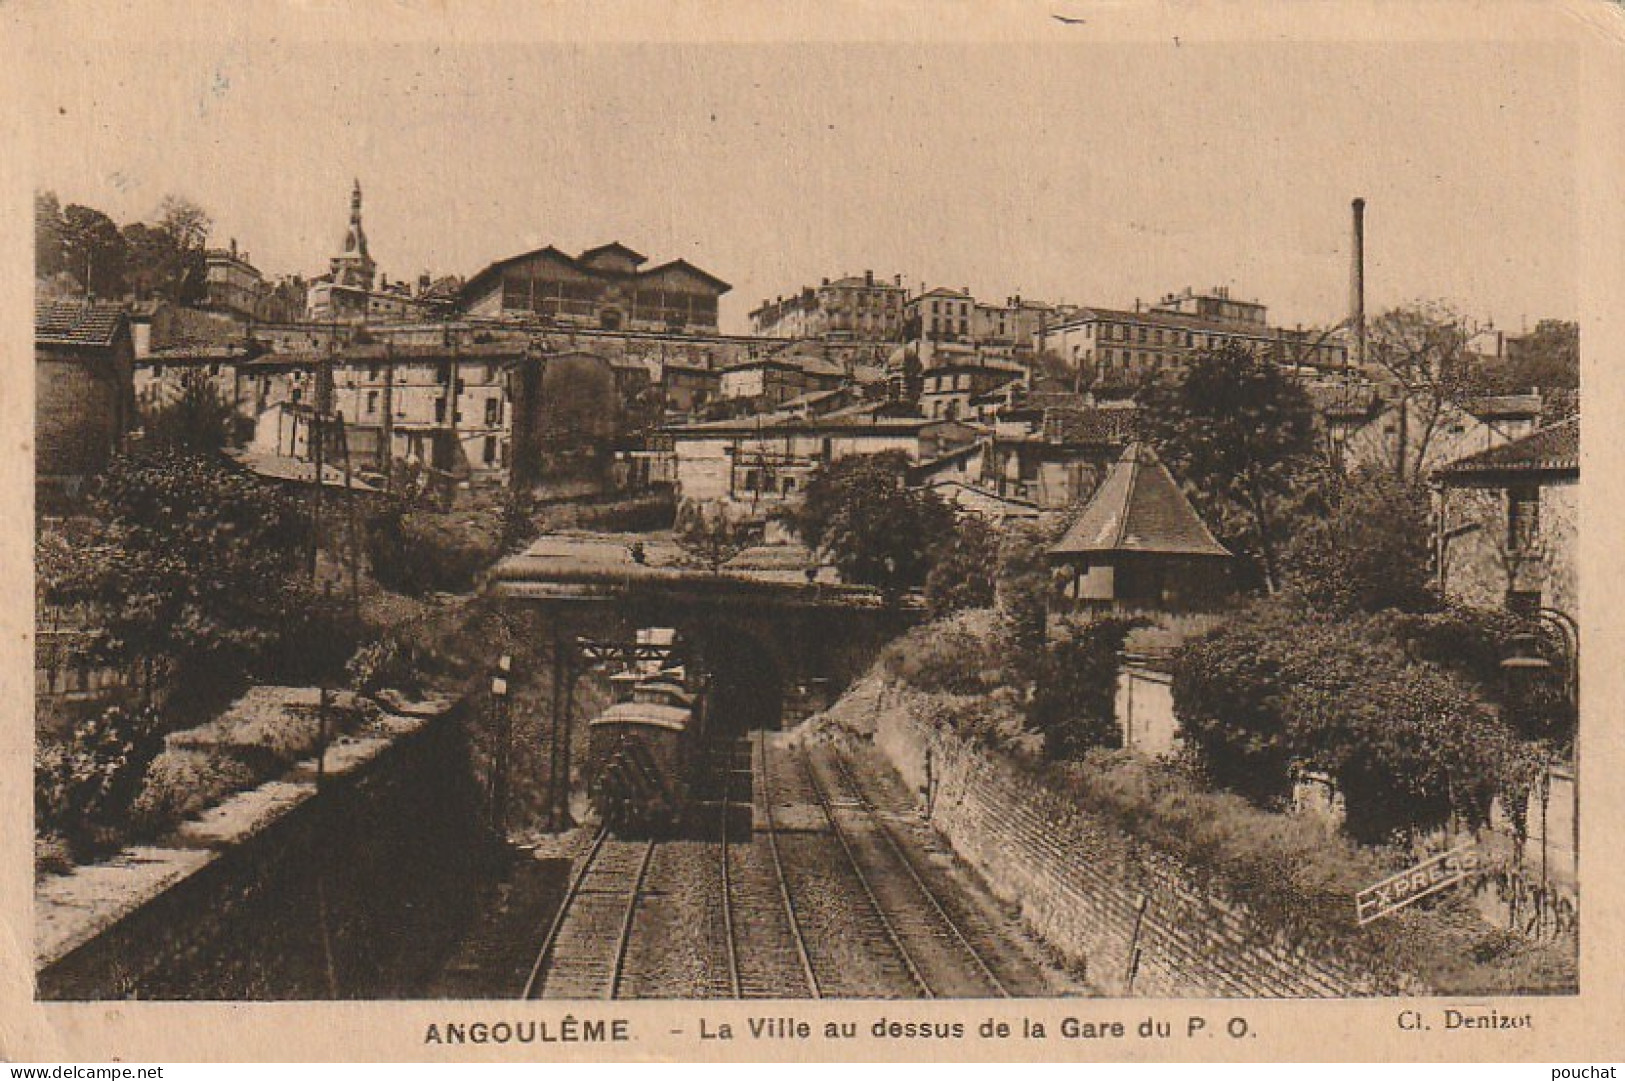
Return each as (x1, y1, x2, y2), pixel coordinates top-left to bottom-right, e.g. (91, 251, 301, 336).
(3, 0, 1624, 1063)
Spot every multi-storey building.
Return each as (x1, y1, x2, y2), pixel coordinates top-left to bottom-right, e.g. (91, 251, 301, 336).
(919, 360, 1025, 420)
(1037, 287, 1348, 388)
(459, 241, 731, 334)
(749, 271, 908, 340)
(244, 342, 522, 482)
(202, 239, 265, 320)
(905, 286, 975, 343)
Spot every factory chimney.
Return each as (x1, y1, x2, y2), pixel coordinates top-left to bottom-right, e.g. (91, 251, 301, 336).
(1349, 197, 1367, 372)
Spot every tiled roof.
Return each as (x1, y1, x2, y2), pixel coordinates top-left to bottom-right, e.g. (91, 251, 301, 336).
(1050, 442, 1229, 558)
(36, 301, 127, 348)
(1437, 416, 1579, 479)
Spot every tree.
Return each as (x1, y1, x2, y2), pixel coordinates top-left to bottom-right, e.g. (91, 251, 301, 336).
(1135, 342, 1318, 593)
(157, 194, 212, 253)
(142, 370, 245, 453)
(1279, 465, 1436, 614)
(59, 204, 129, 298)
(1025, 617, 1141, 760)
(35, 190, 67, 278)
(1500, 319, 1579, 393)
(1366, 302, 1493, 482)
(40, 450, 316, 697)
(1172, 598, 1538, 843)
(786, 451, 956, 599)
(923, 513, 999, 618)
(992, 514, 1069, 671)
(673, 501, 761, 574)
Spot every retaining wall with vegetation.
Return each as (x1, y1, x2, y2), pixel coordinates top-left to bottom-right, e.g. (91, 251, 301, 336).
(36, 702, 491, 1000)
(871, 687, 1416, 997)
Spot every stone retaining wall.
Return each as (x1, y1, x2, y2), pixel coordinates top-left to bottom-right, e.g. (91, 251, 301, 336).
(37, 704, 491, 1000)
(872, 687, 1415, 997)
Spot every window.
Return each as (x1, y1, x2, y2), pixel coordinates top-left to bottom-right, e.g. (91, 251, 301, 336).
(485, 398, 501, 426)
(1508, 485, 1541, 550)
(366, 390, 379, 415)
(435, 398, 447, 423)
(1185, 332, 1194, 347)
(1138, 327, 1147, 343)
(483, 435, 497, 464)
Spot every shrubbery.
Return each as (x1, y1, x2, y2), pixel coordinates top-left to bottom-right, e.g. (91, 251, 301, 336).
(880, 613, 1006, 697)
(923, 514, 999, 619)
(1171, 599, 1541, 843)
(1025, 617, 1142, 760)
(35, 704, 164, 859)
(366, 500, 500, 595)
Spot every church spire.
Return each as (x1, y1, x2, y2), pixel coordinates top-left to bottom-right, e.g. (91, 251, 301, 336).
(332, 178, 374, 290)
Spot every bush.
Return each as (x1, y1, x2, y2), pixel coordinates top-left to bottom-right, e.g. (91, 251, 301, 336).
(880, 613, 1006, 696)
(1170, 601, 1303, 805)
(127, 749, 259, 835)
(916, 689, 1038, 755)
(346, 637, 420, 697)
(35, 704, 165, 858)
(366, 502, 500, 595)
(924, 514, 999, 619)
(1025, 617, 1143, 760)
(1172, 598, 1540, 843)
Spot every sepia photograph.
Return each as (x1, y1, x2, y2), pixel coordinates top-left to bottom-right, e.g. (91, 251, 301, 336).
(6, 0, 1623, 1064)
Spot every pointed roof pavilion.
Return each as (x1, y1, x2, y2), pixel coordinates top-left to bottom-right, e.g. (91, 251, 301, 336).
(1049, 442, 1230, 560)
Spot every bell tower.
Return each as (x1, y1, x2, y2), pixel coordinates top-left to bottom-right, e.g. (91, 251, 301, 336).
(330, 178, 376, 292)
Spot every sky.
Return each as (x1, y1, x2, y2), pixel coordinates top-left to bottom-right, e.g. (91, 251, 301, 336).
(18, 10, 1585, 336)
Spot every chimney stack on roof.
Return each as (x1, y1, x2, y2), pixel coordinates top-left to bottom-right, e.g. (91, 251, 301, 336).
(865, 269, 874, 286)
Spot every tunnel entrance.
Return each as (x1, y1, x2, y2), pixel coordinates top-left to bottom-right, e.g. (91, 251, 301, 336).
(692, 626, 785, 738)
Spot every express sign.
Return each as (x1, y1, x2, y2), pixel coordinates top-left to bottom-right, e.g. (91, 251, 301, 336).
(1356, 843, 1483, 925)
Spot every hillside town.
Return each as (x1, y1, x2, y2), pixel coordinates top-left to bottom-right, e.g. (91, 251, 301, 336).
(34, 182, 1581, 1002)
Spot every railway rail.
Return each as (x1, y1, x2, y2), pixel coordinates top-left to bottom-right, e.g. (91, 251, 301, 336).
(520, 828, 656, 1000)
(801, 741, 1011, 999)
(737, 734, 822, 998)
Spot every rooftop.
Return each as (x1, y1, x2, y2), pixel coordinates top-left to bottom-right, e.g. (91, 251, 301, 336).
(36, 301, 127, 349)
(1050, 442, 1230, 559)
(1437, 416, 1580, 479)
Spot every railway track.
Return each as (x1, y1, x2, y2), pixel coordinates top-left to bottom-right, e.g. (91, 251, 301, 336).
(801, 741, 1011, 999)
(520, 828, 656, 1000)
(722, 734, 821, 998)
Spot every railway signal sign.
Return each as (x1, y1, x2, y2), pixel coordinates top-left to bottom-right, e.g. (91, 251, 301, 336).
(1356, 842, 1483, 925)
